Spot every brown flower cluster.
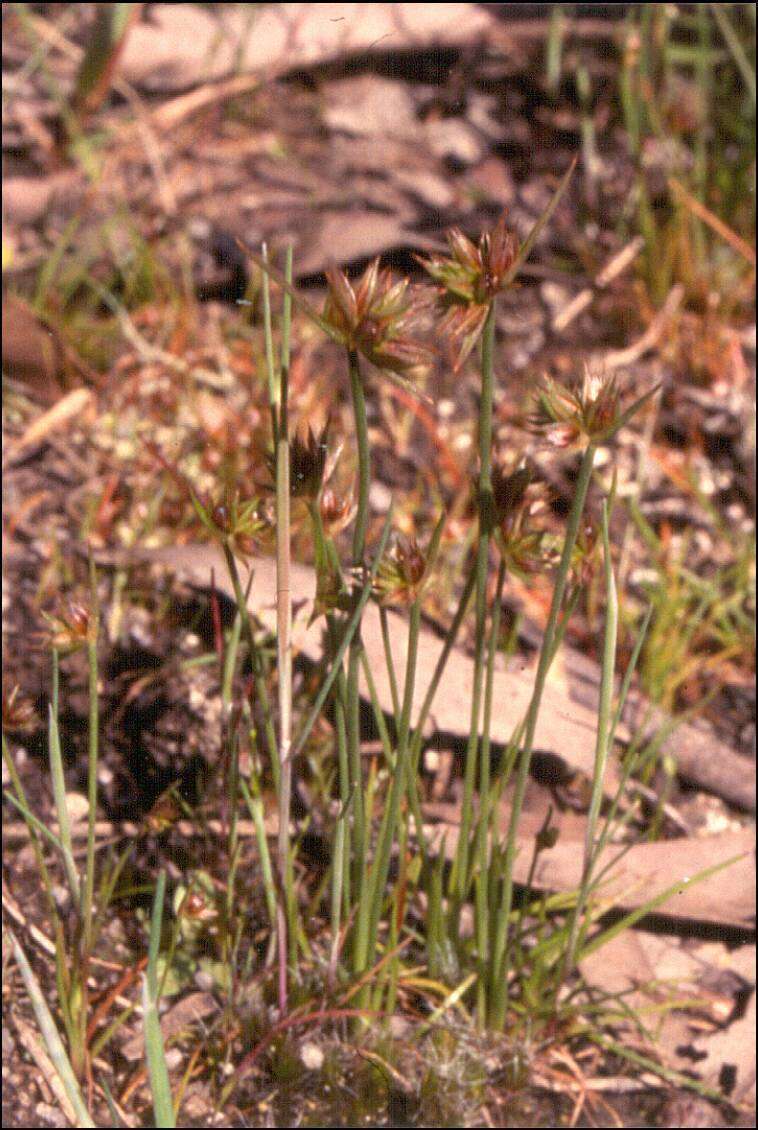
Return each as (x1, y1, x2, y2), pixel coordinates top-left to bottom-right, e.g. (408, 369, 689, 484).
(266, 422, 330, 501)
(42, 599, 96, 653)
(208, 489, 269, 558)
(373, 533, 429, 607)
(323, 259, 433, 383)
(419, 213, 519, 369)
(491, 462, 553, 577)
(2, 685, 37, 733)
(569, 515, 603, 588)
(319, 486, 355, 537)
(527, 364, 627, 450)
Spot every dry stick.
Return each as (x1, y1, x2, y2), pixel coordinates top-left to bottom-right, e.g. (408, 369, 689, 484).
(669, 176, 757, 266)
(551, 236, 644, 332)
(88, 279, 233, 391)
(149, 74, 262, 132)
(594, 284, 684, 371)
(23, 11, 263, 136)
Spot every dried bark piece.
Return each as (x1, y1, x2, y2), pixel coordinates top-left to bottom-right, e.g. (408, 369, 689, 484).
(114, 545, 754, 813)
(425, 818, 754, 930)
(111, 544, 624, 795)
(120, 4, 497, 93)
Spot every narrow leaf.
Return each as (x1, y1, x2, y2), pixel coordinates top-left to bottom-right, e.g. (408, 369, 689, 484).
(241, 245, 345, 345)
(502, 157, 577, 288)
(7, 928, 95, 1128)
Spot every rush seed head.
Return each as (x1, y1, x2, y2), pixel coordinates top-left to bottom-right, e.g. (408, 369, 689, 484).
(419, 212, 519, 370)
(322, 259, 433, 383)
(42, 598, 96, 653)
(490, 461, 554, 577)
(373, 532, 430, 607)
(527, 363, 649, 450)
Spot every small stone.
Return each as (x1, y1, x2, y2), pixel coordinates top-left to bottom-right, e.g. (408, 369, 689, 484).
(425, 118, 483, 165)
(164, 1048, 183, 1070)
(97, 764, 114, 786)
(65, 793, 89, 824)
(300, 1041, 324, 1071)
(369, 482, 393, 514)
(195, 969, 215, 992)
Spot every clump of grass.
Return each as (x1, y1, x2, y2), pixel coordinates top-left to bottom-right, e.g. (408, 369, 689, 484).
(626, 495, 756, 713)
(617, 3, 755, 312)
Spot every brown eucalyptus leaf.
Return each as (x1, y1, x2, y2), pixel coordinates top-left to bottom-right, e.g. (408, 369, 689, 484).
(294, 211, 442, 279)
(696, 988, 756, 1104)
(120, 991, 218, 1062)
(581, 935, 756, 1097)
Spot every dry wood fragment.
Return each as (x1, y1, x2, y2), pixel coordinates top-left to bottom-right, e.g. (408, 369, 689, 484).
(5, 387, 95, 463)
(424, 821, 754, 930)
(108, 545, 755, 811)
(11, 1015, 75, 1126)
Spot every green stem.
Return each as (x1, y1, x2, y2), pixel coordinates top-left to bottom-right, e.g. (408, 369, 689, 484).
(240, 776, 278, 939)
(489, 442, 597, 1027)
(474, 556, 506, 1025)
(354, 598, 422, 982)
(559, 500, 618, 990)
(346, 348, 369, 889)
(449, 301, 496, 918)
(2, 734, 57, 916)
(273, 246, 295, 1006)
(290, 531, 391, 762)
(82, 561, 100, 955)
(47, 651, 81, 906)
(379, 606, 401, 721)
(309, 502, 353, 970)
(408, 565, 477, 774)
(349, 349, 371, 567)
(221, 545, 279, 791)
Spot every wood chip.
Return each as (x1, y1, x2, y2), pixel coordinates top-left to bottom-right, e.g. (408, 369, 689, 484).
(120, 991, 218, 1062)
(5, 388, 95, 462)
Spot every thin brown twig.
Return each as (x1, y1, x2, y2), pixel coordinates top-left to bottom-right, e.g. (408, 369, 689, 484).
(596, 284, 684, 371)
(552, 237, 644, 332)
(670, 178, 757, 267)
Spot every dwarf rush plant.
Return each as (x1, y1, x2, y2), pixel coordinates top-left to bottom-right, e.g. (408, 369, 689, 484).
(7, 161, 741, 1127)
(243, 173, 701, 1042)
